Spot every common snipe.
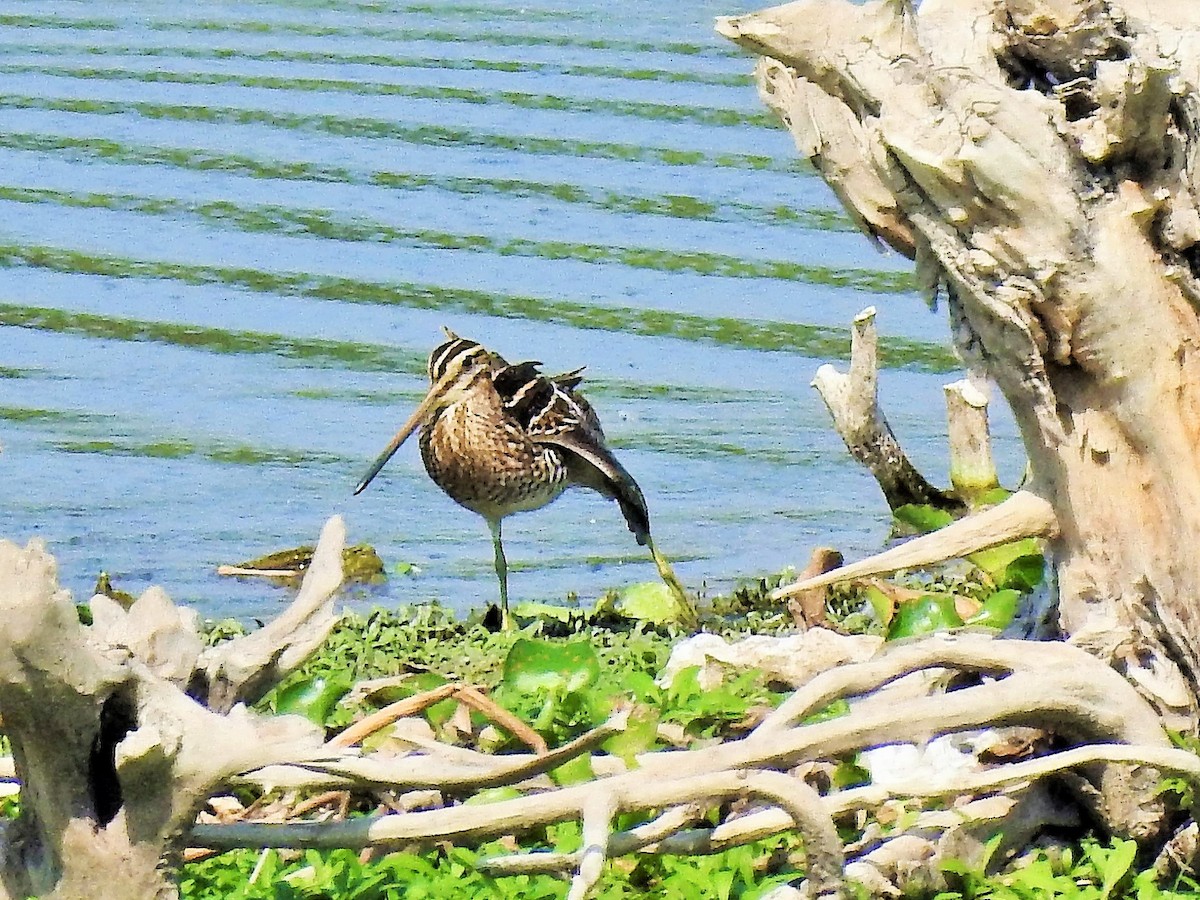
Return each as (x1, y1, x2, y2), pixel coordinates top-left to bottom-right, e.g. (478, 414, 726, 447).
(354, 329, 693, 628)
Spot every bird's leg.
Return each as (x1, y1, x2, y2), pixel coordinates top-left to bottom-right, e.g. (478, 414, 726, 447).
(644, 535, 698, 628)
(488, 518, 512, 630)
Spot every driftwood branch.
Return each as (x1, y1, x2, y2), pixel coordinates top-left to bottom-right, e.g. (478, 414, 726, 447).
(719, 0, 1200, 721)
(812, 306, 964, 513)
(944, 379, 1001, 501)
(0, 520, 346, 899)
(771, 489, 1058, 599)
(0, 516, 1188, 897)
(183, 632, 1178, 898)
(195, 517, 346, 712)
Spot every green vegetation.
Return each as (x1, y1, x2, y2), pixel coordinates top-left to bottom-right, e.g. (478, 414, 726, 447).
(0, 131, 837, 229)
(182, 603, 808, 898)
(0, 63, 777, 130)
(164, 528, 1064, 898)
(0, 93, 793, 172)
(7, 41, 752, 87)
(0, 13, 738, 60)
(0, 184, 890, 285)
(4, 515, 1187, 898)
(0, 273, 954, 376)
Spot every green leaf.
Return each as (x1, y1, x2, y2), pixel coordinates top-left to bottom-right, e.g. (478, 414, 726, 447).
(602, 703, 660, 763)
(463, 786, 523, 806)
(1095, 837, 1137, 899)
(893, 503, 955, 534)
(802, 698, 850, 725)
(976, 487, 1013, 506)
(274, 675, 352, 725)
(511, 600, 584, 624)
(832, 756, 870, 789)
(862, 584, 895, 625)
(369, 672, 458, 730)
(965, 589, 1020, 630)
(549, 752, 595, 786)
(609, 581, 689, 624)
(998, 553, 1046, 592)
(887, 594, 964, 640)
(501, 638, 601, 697)
(967, 538, 1042, 585)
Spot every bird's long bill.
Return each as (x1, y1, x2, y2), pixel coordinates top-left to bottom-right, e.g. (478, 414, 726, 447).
(352, 370, 456, 495)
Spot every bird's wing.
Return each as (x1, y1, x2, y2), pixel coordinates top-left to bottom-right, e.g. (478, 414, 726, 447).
(539, 430, 651, 546)
(491, 360, 650, 544)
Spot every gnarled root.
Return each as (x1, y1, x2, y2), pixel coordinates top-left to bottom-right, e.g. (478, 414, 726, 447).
(185, 632, 1182, 898)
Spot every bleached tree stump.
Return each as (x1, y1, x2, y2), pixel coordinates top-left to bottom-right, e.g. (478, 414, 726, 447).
(719, 0, 1200, 722)
(0, 519, 345, 900)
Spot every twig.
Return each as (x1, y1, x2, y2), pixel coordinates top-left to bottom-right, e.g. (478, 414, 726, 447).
(478, 804, 703, 876)
(568, 792, 618, 900)
(327, 684, 468, 749)
(197, 516, 346, 711)
(769, 490, 1059, 600)
(289, 790, 352, 820)
(216, 566, 300, 578)
(233, 709, 630, 794)
(191, 767, 845, 896)
(453, 685, 549, 755)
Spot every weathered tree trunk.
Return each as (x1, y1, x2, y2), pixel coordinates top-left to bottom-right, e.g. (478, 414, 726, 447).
(718, 0, 1200, 721)
(0, 519, 344, 900)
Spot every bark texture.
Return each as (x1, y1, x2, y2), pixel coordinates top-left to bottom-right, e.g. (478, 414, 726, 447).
(718, 0, 1200, 720)
(0, 518, 344, 900)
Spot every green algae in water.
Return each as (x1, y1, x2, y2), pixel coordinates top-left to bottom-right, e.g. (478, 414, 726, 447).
(2, 13, 739, 59)
(13, 42, 751, 88)
(0, 247, 959, 372)
(0, 187, 897, 288)
(0, 132, 833, 229)
(54, 435, 343, 466)
(0, 63, 775, 130)
(0, 405, 108, 426)
(0, 94, 800, 174)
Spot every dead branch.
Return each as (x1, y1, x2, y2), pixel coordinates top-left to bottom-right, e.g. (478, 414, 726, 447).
(0, 517, 1189, 898)
(771, 490, 1058, 599)
(0, 520, 346, 900)
(195, 517, 346, 712)
(181, 633, 1179, 900)
(944, 379, 1001, 503)
(812, 306, 963, 513)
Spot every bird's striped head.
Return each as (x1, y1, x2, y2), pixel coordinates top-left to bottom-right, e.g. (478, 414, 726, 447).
(428, 329, 490, 384)
(353, 328, 493, 495)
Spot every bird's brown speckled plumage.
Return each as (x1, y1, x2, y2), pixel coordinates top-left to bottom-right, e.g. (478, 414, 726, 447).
(415, 333, 650, 542)
(354, 329, 660, 628)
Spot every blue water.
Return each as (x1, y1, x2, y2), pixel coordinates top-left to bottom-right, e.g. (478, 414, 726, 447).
(0, 0, 1026, 621)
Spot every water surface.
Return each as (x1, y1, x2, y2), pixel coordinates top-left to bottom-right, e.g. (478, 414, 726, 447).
(0, 0, 1025, 620)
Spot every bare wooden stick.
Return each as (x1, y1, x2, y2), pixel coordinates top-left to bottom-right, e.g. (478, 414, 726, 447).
(215, 566, 300, 579)
(944, 379, 1000, 503)
(191, 769, 845, 896)
(454, 685, 548, 755)
(811, 307, 963, 512)
(327, 683, 468, 749)
(234, 709, 631, 794)
(197, 516, 347, 711)
(770, 490, 1058, 600)
(478, 804, 704, 876)
(568, 792, 618, 900)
